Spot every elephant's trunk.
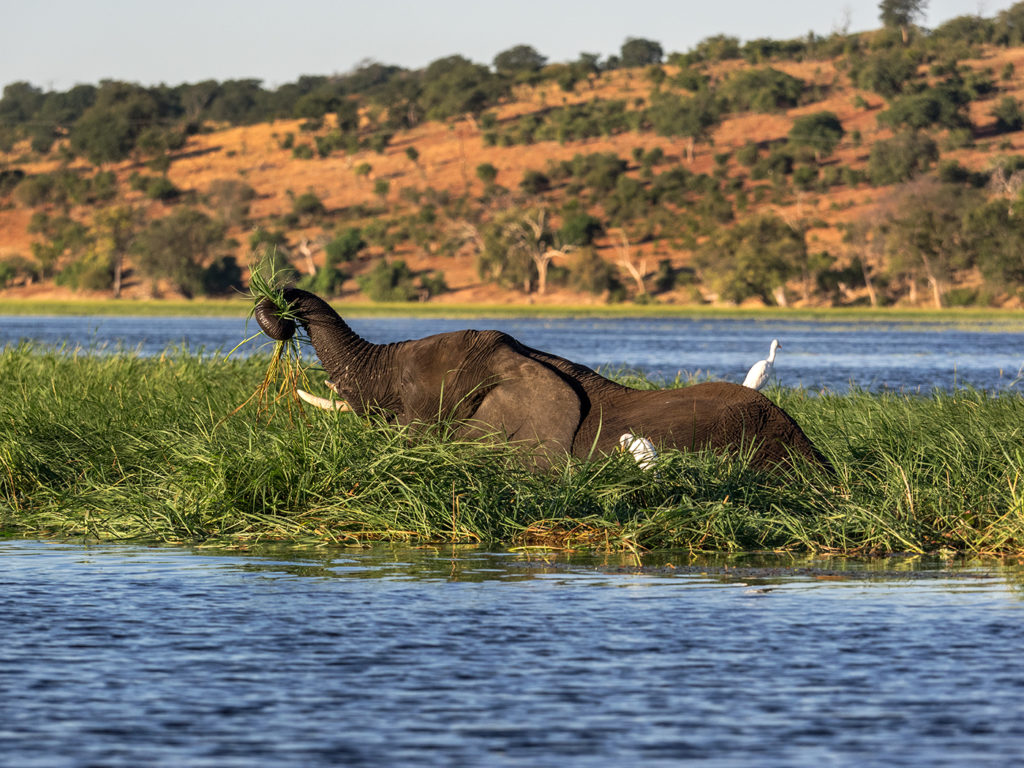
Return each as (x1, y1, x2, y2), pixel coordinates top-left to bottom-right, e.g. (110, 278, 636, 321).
(255, 288, 380, 405)
(254, 299, 296, 341)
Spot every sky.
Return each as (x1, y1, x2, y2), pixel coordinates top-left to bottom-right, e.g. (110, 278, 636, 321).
(1, 0, 1018, 92)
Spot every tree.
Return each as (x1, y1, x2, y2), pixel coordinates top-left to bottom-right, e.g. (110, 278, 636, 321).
(135, 208, 228, 298)
(93, 206, 143, 298)
(418, 55, 505, 122)
(475, 162, 498, 187)
(477, 208, 552, 293)
(645, 91, 721, 161)
(721, 68, 805, 113)
(694, 214, 805, 305)
(963, 200, 1024, 290)
(206, 178, 257, 226)
(493, 45, 547, 76)
(609, 228, 647, 297)
(879, 0, 928, 44)
(867, 131, 938, 185)
(28, 212, 91, 279)
(357, 258, 419, 301)
(568, 248, 623, 298)
(788, 111, 845, 162)
(877, 85, 971, 131)
(992, 96, 1024, 133)
(874, 178, 977, 308)
(620, 38, 663, 68)
(502, 208, 557, 294)
(69, 81, 165, 165)
(0, 82, 44, 124)
(849, 48, 921, 98)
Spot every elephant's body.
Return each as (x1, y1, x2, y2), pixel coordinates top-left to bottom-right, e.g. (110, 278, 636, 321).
(256, 288, 830, 472)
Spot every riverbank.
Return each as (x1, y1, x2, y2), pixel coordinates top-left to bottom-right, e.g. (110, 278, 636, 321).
(5, 294, 1024, 327)
(2, 345, 1022, 554)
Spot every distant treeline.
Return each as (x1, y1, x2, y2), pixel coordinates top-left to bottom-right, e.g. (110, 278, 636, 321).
(4, 2, 1024, 165)
(6, 2, 1024, 308)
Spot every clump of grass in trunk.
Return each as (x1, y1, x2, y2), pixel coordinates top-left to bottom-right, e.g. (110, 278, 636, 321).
(3, 344, 1024, 555)
(228, 260, 311, 424)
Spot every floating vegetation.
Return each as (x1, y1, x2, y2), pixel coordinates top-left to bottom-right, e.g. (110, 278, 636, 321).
(2, 343, 1024, 555)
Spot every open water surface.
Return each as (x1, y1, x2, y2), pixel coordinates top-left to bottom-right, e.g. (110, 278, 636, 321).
(2, 540, 1023, 767)
(2, 313, 1024, 392)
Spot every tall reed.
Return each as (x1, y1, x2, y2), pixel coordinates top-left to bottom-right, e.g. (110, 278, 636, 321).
(2, 344, 1023, 554)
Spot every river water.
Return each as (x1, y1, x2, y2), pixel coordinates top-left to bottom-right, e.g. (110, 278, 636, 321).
(2, 312, 1024, 392)
(4, 314, 1024, 764)
(2, 540, 1024, 767)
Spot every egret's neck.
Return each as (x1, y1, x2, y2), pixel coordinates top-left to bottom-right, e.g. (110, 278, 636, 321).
(767, 342, 779, 364)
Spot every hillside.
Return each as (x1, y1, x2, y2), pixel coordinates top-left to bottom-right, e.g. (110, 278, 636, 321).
(3, 26, 1024, 309)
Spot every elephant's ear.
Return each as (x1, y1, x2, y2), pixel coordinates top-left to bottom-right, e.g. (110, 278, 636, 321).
(460, 349, 582, 469)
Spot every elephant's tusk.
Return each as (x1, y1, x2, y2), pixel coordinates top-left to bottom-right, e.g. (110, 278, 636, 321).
(297, 388, 352, 412)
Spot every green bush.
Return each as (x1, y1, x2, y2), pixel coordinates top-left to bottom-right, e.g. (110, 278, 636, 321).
(141, 176, 181, 202)
(201, 255, 244, 295)
(571, 152, 628, 193)
(520, 169, 551, 195)
(721, 67, 805, 112)
(292, 190, 326, 219)
(568, 248, 624, 298)
(867, 131, 938, 185)
(848, 49, 921, 98)
(736, 141, 760, 167)
(788, 111, 845, 160)
(357, 258, 419, 301)
(54, 251, 113, 292)
(793, 165, 819, 191)
(136, 207, 228, 298)
(0, 254, 38, 287)
(992, 95, 1024, 133)
(207, 179, 256, 226)
(877, 86, 971, 131)
(694, 213, 805, 304)
(476, 163, 498, 186)
(559, 211, 603, 246)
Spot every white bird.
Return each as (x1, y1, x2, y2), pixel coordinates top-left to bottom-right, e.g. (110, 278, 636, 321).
(742, 339, 781, 390)
(619, 433, 658, 471)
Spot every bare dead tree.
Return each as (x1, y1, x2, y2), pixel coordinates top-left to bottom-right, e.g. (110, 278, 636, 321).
(503, 208, 550, 294)
(989, 166, 1024, 215)
(298, 238, 317, 275)
(445, 220, 486, 261)
(610, 228, 647, 297)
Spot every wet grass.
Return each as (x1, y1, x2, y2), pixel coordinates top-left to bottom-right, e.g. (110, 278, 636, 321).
(2, 344, 1024, 555)
(5, 296, 1024, 328)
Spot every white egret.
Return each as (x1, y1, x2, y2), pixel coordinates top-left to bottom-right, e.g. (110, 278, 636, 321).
(619, 433, 658, 471)
(742, 339, 781, 390)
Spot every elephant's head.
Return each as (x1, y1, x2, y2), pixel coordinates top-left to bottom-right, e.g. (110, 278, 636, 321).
(255, 287, 394, 415)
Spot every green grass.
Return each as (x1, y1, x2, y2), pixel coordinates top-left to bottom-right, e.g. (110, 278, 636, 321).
(2, 344, 1024, 555)
(5, 295, 1024, 328)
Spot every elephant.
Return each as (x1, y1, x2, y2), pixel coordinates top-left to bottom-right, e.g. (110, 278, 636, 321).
(255, 287, 832, 473)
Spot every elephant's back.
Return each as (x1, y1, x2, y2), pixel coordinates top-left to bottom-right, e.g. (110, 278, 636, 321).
(689, 382, 832, 471)
(588, 381, 832, 472)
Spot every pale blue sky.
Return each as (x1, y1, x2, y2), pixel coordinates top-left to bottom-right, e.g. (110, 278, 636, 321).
(1, 0, 1016, 91)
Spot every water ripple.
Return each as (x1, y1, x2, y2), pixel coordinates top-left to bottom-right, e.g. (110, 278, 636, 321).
(2, 541, 1024, 766)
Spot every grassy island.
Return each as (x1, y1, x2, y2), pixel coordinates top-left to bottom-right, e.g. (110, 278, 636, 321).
(2, 343, 1023, 555)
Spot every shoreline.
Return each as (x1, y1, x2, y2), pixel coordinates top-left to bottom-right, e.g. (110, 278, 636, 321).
(4, 295, 1024, 326)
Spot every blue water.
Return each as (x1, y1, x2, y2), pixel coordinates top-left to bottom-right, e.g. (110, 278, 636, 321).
(2, 540, 1023, 767)
(2, 313, 1023, 392)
